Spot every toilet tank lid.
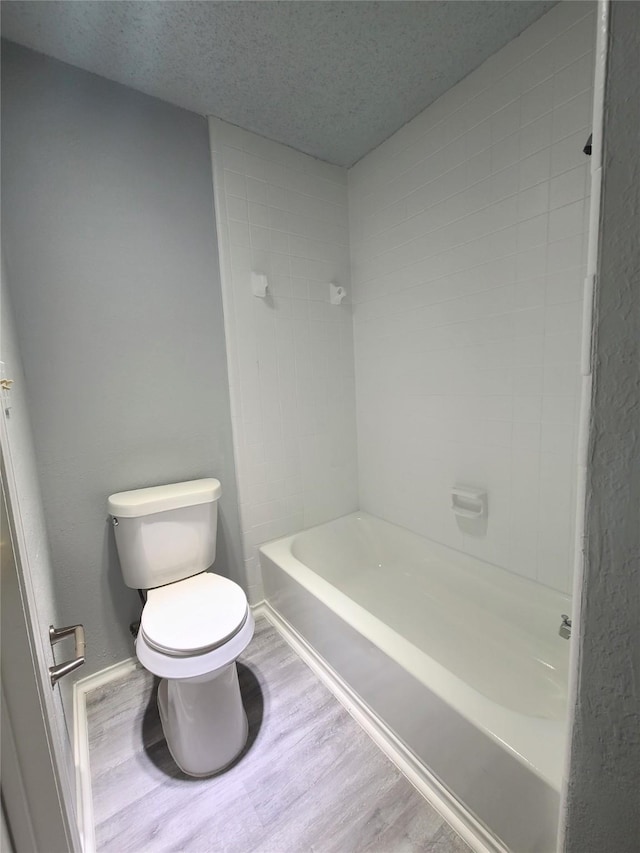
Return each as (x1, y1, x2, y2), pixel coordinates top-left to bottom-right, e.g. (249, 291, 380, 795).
(108, 478, 221, 518)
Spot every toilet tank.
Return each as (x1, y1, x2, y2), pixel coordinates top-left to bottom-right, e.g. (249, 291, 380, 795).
(108, 479, 222, 590)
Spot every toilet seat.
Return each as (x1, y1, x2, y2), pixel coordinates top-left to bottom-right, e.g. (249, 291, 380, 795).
(141, 572, 248, 657)
(136, 608, 255, 682)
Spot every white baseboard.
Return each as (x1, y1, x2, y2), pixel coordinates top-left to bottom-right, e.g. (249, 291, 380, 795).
(253, 601, 508, 853)
(72, 658, 138, 853)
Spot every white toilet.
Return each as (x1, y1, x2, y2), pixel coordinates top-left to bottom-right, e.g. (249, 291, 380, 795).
(108, 478, 254, 777)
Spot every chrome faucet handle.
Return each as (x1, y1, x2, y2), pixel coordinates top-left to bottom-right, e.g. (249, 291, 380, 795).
(559, 614, 572, 639)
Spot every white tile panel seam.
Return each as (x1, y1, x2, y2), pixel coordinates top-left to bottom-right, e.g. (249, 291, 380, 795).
(351, 157, 592, 268)
(219, 150, 348, 195)
(354, 72, 593, 214)
(351, 241, 586, 311)
(351, 162, 590, 257)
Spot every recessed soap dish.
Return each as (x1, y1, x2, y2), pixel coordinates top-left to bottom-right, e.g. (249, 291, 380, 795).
(451, 485, 487, 520)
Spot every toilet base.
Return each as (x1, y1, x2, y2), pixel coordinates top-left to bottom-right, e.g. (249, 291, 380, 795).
(157, 662, 249, 777)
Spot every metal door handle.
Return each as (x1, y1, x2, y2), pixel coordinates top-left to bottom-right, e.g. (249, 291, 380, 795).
(49, 623, 85, 686)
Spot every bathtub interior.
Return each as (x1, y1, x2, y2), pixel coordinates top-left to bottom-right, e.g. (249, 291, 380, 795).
(261, 543, 562, 853)
(290, 512, 571, 721)
(261, 511, 571, 792)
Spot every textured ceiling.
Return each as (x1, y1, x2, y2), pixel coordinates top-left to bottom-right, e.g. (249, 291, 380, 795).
(1, 1, 557, 166)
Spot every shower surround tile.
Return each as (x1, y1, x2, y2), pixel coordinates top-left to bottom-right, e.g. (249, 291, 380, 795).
(86, 617, 466, 853)
(349, 1, 596, 595)
(209, 120, 358, 604)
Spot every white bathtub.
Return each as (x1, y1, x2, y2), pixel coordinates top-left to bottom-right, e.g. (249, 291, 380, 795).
(260, 511, 570, 853)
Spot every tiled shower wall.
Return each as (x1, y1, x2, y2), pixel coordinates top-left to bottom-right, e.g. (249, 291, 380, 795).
(349, 2, 595, 593)
(209, 119, 358, 602)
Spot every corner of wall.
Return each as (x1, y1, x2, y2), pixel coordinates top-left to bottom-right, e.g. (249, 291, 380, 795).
(207, 118, 357, 604)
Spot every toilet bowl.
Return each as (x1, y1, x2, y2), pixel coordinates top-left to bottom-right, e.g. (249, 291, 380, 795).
(137, 571, 255, 775)
(108, 478, 255, 777)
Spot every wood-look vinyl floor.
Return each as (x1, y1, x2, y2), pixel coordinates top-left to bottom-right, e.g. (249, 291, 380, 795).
(86, 616, 471, 853)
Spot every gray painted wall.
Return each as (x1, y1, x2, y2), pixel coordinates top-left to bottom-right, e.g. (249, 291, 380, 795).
(563, 2, 640, 850)
(1, 42, 243, 676)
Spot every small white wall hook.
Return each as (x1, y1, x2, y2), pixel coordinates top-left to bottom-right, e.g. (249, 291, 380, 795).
(330, 282, 346, 305)
(251, 272, 269, 298)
